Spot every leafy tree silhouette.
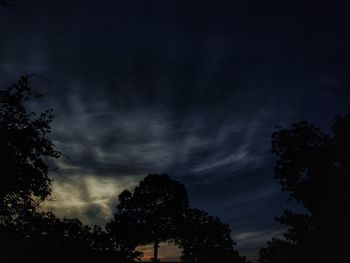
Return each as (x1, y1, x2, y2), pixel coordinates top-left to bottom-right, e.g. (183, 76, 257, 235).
(258, 112, 350, 263)
(107, 174, 189, 262)
(0, 76, 60, 225)
(177, 208, 249, 263)
(108, 174, 250, 263)
(90, 224, 143, 261)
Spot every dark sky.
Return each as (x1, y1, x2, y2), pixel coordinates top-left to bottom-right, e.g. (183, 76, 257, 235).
(1, 1, 350, 261)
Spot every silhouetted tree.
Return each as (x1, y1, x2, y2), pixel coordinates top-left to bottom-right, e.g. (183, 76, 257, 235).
(259, 111, 350, 262)
(258, 238, 298, 263)
(104, 208, 144, 261)
(12, 211, 92, 247)
(0, 76, 60, 224)
(107, 174, 189, 262)
(177, 208, 248, 263)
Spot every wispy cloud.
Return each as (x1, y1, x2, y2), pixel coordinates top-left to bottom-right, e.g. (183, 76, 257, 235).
(45, 174, 140, 226)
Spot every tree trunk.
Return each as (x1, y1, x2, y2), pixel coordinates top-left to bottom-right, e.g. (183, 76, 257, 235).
(153, 239, 159, 262)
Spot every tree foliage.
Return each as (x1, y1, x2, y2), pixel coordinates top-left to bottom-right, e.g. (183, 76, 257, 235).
(259, 111, 350, 262)
(108, 174, 249, 263)
(0, 76, 60, 224)
(107, 174, 189, 262)
(178, 208, 248, 263)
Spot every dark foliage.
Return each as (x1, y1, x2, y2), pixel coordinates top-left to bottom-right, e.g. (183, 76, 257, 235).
(0, 76, 60, 224)
(108, 174, 249, 263)
(259, 111, 350, 262)
(107, 174, 189, 262)
(178, 208, 248, 263)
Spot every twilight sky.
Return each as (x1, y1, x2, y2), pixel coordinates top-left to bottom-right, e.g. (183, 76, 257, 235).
(1, 1, 350, 261)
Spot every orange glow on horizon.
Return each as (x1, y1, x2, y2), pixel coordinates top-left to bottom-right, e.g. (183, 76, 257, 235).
(137, 243, 182, 262)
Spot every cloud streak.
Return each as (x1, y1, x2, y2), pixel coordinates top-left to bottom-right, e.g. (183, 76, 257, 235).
(45, 174, 140, 225)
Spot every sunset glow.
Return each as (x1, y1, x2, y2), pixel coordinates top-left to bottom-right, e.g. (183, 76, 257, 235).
(137, 243, 182, 262)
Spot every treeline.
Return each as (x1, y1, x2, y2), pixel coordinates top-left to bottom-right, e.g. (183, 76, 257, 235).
(1, 77, 349, 262)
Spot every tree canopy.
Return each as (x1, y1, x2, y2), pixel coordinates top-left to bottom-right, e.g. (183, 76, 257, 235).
(178, 208, 248, 263)
(259, 111, 350, 263)
(0, 76, 60, 224)
(107, 174, 189, 262)
(107, 174, 249, 263)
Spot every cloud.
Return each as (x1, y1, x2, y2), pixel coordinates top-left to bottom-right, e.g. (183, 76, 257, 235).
(44, 174, 140, 226)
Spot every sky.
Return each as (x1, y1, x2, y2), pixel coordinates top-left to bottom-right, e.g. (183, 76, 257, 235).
(1, 1, 350, 261)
